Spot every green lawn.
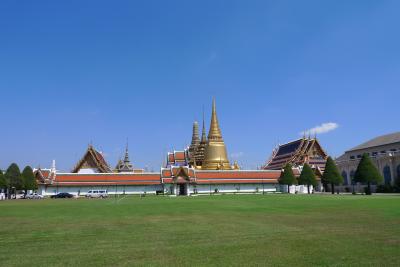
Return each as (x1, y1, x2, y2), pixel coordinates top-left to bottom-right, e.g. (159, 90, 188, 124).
(0, 194, 399, 266)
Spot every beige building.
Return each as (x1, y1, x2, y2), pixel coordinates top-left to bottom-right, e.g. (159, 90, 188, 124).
(336, 132, 400, 190)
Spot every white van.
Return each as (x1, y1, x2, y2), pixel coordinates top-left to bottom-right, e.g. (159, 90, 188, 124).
(85, 190, 108, 198)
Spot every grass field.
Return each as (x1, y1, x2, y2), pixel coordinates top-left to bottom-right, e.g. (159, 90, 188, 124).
(0, 194, 399, 266)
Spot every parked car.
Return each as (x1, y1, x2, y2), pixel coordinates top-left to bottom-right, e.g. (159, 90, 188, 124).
(25, 193, 44, 199)
(85, 190, 108, 198)
(51, 193, 74, 199)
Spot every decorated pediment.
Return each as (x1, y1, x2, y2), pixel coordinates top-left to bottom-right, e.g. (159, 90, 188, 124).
(72, 145, 112, 173)
(172, 166, 193, 183)
(308, 139, 328, 159)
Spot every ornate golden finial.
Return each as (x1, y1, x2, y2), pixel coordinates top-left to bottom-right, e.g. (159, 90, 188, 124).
(233, 161, 240, 170)
(202, 98, 231, 170)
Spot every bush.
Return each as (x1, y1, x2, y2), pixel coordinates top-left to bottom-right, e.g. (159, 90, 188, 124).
(394, 177, 400, 193)
(376, 184, 394, 193)
(364, 186, 371, 195)
(394, 185, 400, 193)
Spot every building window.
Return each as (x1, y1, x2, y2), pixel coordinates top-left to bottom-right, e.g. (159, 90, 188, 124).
(372, 152, 378, 157)
(380, 151, 386, 154)
(341, 171, 348, 185)
(383, 166, 391, 185)
(350, 156, 355, 160)
(357, 155, 362, 159)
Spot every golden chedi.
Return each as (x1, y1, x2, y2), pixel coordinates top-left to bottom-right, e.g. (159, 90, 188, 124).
(202, 99, 232, 170)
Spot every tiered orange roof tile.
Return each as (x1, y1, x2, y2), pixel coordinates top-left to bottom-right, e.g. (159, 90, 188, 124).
(53, 173, 161, 186)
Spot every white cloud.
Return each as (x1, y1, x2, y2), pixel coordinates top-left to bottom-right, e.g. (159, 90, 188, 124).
(230, 152, 244, 159)
(301, 122, 339, 136)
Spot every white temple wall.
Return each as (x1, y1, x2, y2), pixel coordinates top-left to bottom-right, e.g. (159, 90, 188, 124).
(192, 183, 278, 194)
(38, 183, 282, 196)
(39, 184, 163, 196)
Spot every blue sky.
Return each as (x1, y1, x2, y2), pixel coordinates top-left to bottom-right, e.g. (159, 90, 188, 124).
(1, 0, 399, 171)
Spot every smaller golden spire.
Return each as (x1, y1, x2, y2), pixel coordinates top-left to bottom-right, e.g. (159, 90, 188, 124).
(194, 109, 207, 167)
(201, 107, 207, 143)
(190, 121, 200, 146)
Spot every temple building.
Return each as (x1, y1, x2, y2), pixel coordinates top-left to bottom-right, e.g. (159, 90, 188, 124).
(263, 136, 328, 172)
(336, 132, 400, 190)
(160, 99, 305, 195)
(35, 98, 319, 196)
(35, 145, 161, 196)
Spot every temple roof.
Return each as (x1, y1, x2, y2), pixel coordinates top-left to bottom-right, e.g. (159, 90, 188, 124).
(264, 137, 327, 170)
(115, 144, 134, 172)
(166, 151, 188, 167)
(72, 145, 112, 173)
(275, 139, 304, 156)
(160, 165, 283, 184)
(53, 173, 161, 186)
(34, 168, 55, 184)
(37, 163, 293, 186)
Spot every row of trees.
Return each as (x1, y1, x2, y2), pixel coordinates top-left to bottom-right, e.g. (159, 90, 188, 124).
(279, 154, 383, 195)
(279, 162, 319, 194)
(0, 163, 37, 199)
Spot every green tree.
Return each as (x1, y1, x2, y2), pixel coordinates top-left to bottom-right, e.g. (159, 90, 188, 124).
(5, 163, 22, 198)
(298, 163, 317, 194)
(322, 157, 343, 194)
(279, 163, 297, 193)
(22, 166, 37, 194)
(0, 170, 8, 190)
(354, 153, 383, 195)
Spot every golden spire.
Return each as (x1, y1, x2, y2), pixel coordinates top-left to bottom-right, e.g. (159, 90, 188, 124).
(202, 98, 231, 170)
(208, 98, 223, 141)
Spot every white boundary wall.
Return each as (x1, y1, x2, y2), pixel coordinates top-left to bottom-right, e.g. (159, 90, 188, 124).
(39, 184, 163, 196)
(39, 183, 281, 196)
(191, 183, 278, 194)
(279, 184, 315, 194)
